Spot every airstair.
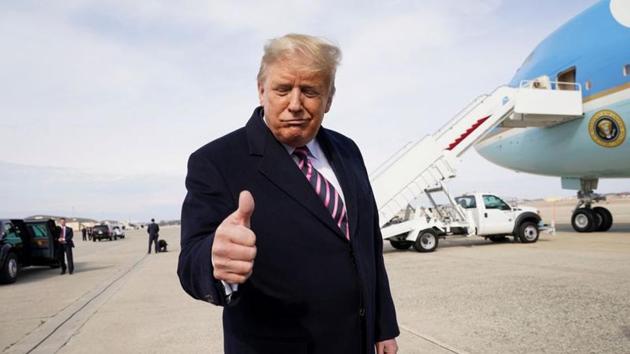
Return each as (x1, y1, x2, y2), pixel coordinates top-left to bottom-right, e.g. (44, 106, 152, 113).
(371, 80, 583, 232)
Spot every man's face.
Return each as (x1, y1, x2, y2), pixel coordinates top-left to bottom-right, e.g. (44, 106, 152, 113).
(60, 219, 66, 227)
(258, 56, 333, 147)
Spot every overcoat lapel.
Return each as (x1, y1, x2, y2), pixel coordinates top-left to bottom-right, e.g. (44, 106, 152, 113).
(246, 108, 348, 241)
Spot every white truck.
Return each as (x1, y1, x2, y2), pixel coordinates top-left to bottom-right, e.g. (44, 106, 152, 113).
(380, 192, 545, 252)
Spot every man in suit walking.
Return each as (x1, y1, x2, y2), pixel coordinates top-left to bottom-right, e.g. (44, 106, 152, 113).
(178, 34, 399, 354)
(147, 218, 160, 254)
(57, 217, 74, 275)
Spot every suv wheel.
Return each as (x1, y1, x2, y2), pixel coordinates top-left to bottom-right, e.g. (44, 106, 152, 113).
(1, 252, 19, 284)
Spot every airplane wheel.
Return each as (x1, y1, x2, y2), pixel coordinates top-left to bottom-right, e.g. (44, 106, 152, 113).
(389, 240, 412, 250)
(413, 229, 438, 253)
(593, 207, 613, 232)
(571, 208, 595, 233)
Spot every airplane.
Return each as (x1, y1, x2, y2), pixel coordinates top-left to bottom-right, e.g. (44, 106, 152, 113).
(371, 0, 629, 236)
(473, 0, 630, 233)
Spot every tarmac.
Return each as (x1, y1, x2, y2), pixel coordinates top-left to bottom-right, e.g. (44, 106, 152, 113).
(1, 200, 630, 353)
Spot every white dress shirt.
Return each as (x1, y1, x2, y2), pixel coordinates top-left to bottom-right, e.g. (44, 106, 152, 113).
(60, 226, 66, 242)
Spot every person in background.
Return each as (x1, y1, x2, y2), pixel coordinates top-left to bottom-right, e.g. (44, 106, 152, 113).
(147, 218, 160, 254)
(81, 227, 87, 241)
(57, 217, 75, 275)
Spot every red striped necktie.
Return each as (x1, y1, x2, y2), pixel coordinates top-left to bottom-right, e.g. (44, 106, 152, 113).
(293, 146, 350, 239)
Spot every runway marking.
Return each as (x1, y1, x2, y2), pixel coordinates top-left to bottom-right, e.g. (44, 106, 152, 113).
(399, 324, 469, 354)
(4, 254, 149, 354)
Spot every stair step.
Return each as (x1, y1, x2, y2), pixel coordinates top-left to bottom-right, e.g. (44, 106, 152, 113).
(447, 115, 491, 151)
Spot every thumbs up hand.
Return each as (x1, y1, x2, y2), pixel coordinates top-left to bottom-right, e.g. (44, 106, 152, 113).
(212, 191, 257, 284)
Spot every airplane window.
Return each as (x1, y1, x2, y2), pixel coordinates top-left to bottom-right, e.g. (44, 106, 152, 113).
(624, 64, 629, 76)
(585, 80, 592, 90)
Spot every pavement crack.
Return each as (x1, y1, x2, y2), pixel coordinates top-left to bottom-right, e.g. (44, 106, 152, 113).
(399, 324, 468, 354)
(20, 254, 149, 354)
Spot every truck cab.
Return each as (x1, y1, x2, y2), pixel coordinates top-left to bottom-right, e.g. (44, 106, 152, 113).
(456, 193, 542, 241)
(455, 193, 538, 235)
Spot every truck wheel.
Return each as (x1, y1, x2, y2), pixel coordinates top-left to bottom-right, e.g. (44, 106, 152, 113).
(518, 221, 539, 243)
(389, 240, 412, 250)
(0, 252, 19, 284)
(571, 208, 595, 233)
(489, 236, 508, 243)
(413, 229, 438, 252)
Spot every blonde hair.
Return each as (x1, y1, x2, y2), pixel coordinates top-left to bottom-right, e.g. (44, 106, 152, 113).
(257, 33, 342, 94)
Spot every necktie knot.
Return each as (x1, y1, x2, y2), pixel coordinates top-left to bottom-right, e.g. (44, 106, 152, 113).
(292, 146, 310, 160)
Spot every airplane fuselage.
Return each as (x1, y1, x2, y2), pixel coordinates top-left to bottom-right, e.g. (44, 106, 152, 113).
(475, 0, 630, 179)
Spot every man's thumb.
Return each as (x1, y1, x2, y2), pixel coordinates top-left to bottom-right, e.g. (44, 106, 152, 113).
(234, 190, 255, 227)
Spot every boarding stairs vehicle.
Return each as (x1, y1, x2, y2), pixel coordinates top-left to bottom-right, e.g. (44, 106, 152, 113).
(371, 79, 582, 252)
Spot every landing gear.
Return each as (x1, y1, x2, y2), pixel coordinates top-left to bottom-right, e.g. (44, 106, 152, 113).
(569, 179, 613, 232)
(571, 208, 595, 232)
(593, 207, 613, 232)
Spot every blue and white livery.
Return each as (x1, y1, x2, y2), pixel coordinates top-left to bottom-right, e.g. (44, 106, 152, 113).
(475, 0, 630, 232)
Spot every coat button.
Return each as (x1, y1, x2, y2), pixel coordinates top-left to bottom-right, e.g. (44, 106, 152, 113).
(359, 308, 366, 317)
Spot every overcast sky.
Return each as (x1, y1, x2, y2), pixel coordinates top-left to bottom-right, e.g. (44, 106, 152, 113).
(2, 0, 624, 221)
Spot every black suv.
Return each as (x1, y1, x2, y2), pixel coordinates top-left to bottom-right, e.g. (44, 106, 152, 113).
(0, 219, 60, 284)
(92, 224, 118, 241)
